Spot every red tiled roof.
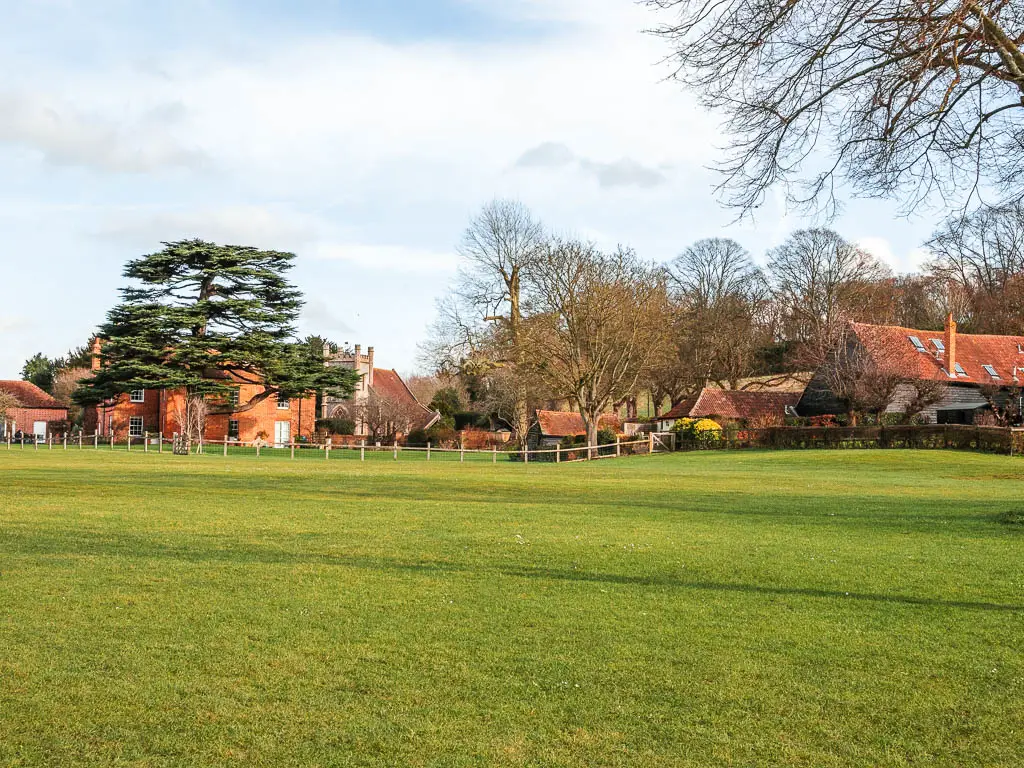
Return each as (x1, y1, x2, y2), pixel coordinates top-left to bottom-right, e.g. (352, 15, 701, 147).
(851, 322, 1024, 384)
(0, 381, 66, 409)
(660, 395, 700, 422)
(371, 369, 440, 431)
(660, 389, 801, 421)
(535, 410, 621, 437)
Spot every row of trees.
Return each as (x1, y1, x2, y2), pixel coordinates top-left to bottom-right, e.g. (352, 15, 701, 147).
(422, 199, 1024, 446)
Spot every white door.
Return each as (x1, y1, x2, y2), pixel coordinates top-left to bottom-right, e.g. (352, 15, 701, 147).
(274, 421, 291, 447)
(33, 421, 47, 440)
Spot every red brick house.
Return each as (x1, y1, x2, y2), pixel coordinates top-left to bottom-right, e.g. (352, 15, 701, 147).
(654, 389, 802, 431)
(81, 349, 315, 444)
(0, 381, 70, 439)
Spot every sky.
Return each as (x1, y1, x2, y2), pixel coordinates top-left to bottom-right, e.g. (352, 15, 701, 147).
(0, 0, 938, 379)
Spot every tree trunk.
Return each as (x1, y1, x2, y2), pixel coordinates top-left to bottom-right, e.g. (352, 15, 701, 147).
(583, 412, 599, 450)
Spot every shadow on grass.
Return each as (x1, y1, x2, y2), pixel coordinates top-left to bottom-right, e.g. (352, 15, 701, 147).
(3, 529, 1021, 614)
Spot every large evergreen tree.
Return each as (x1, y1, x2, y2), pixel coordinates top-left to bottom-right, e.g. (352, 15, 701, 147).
(76, 240, 357, 444)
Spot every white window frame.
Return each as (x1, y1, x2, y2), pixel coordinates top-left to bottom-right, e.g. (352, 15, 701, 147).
(128, 416, 144, 437)
(229, 389, 240, 406)
(129, 389, 145, 403)
(277, 397, 291, 410)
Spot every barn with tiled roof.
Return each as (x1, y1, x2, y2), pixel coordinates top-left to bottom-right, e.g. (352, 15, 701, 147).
(653, 389, 802, 431)
(799, 316, 1024, 424)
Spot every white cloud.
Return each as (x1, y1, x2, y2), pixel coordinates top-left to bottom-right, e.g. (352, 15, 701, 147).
(515, 142, 576, 169)
(313, 244, 459, 272)
(94, 206, 322, 250)
(0, 316, 30, 334)
(516, 142, 668, 187)
(857, 237, 933, 273)
(0, 92, 207, 172)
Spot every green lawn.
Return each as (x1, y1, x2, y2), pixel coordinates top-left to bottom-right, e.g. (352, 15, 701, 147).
(1, 450, 1022, 767)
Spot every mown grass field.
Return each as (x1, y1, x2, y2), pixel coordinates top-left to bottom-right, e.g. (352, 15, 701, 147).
(1, 449, 1022, 767)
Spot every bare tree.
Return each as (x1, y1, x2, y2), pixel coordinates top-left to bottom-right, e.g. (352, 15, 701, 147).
(979, 383, 1024, 425)
(903, 379, 950, 421)
(421, 200, 547, 447)
(821, 338, 903, 423)
(927, 201, 1024, 333)
(171, 394, 208, 451)
(769, 229, 892, 367)
(356, 392, 424, 444)
(666, 238, 773, 392)
(51, 367, 92, 428)
(524, 241, 672, 448)
(0, 391, 20, 435)
(645, 0, 1024, 214)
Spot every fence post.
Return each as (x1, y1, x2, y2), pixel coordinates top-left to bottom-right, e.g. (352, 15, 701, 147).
(556, 444, 561, 464)
(94, 433, 98, 449)
(159, 432, 163, 453)
(492, 445, 497, 464)
(649, 432, 655, 454)
(427, 441, 431, 461)
(291, 442, 295, 460)
(326, 442, 331, 461)
(256, 443, 261, 459)
(394, 442, 398, 461)
(223, 438, 228, 457)
(145, 434, 149, 453)
(524, 445, 529, 464)
(361, 440, 365, 462)
(63, 434, 67, 450)
(127, 435, 131, 452)
(110, 434, 114, 450)
(48, 434, 53, 450)
(460, 439, 464, 463)
(616, 436, 621, 457)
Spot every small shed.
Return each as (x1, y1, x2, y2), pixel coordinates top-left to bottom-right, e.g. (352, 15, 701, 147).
(529, 410, 622, 448)
(653, 389, 802, 431)
(0, 381, 69, 439)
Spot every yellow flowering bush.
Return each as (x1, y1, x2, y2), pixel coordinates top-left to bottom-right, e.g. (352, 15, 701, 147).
(671, 417, 723, 445)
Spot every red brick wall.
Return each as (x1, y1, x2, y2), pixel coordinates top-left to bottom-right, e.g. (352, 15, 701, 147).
(200, 387, 315, 443)
(83, 387, 315, 442)
(83, 390, 162, 440)
(5, 407, 69, 436)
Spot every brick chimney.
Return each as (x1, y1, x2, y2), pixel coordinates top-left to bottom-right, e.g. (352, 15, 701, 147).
(91, 337, 102, 371)
(944, 313, 957, 374)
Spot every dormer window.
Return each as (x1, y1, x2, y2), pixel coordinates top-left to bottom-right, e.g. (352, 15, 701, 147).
(983, 365, 1000, 379)
(930, 339, 945, 353)
(954, 363, 967, 377)
(908, 336, 926, 352)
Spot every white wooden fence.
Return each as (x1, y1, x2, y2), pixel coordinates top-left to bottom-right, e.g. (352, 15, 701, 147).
(2, 432, 667, 464)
